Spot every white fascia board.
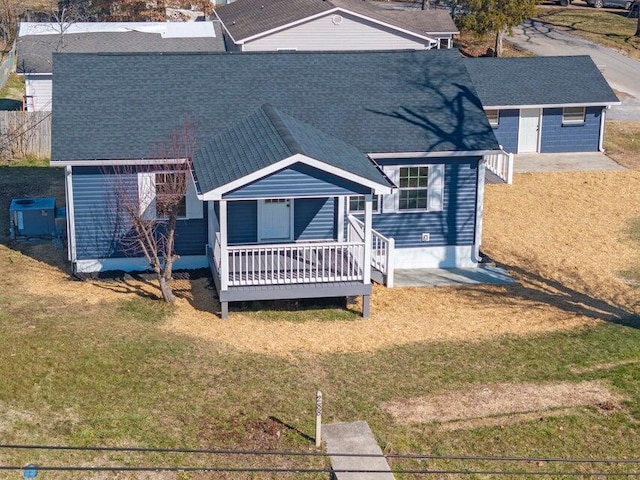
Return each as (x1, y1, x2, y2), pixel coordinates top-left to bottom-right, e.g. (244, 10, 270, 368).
(236, 7, 436, 45)
(50, 158, 188, 167)
(483, 102, 621, 109)
(332, 8, 437, 44)
(369, 150, 501, 159)
(198, 153, 392, 201)
(214, 10, 239, 45)
(236, 8, 341, 44)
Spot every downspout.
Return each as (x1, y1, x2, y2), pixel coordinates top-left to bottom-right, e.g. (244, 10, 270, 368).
(473, 157, 486, 264)
(598, 106, 607, 152)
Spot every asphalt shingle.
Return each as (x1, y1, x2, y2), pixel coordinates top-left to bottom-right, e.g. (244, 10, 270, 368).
(17, 23, 225, 74)
(464, 55, 619, 108)
(193, 104, 390, 193)
(215, 0, 457, 43)
(52, 49, 499, 162)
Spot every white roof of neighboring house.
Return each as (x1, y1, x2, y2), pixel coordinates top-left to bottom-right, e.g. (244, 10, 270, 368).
(18, 21, 216, 38)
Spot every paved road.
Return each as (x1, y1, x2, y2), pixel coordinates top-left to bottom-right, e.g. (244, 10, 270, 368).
(508, 19, 640, 120)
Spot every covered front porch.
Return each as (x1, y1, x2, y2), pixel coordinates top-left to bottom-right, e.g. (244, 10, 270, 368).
(193, 104, 394, 318)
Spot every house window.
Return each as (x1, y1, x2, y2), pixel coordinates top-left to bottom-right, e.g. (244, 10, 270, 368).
(486, 109, 499, 126)
(382, 164, 444, 213)
(155, 172, 187, 218)
(347, 195, 380, 214)
(437, 38, 448, 49)
(562, 106, 586, 124)
(398, 167, 429, 210)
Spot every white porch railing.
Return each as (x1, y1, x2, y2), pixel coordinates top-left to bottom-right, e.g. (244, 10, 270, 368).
(347, 215, 395, 287)
(485, 152, 514, 184)
(217, 241, 365, 287)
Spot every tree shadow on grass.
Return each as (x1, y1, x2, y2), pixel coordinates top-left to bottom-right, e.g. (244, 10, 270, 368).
(469, 259, 640, 329)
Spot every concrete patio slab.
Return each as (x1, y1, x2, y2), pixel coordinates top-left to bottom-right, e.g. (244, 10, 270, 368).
(323, 421, 395, 480)
(394, 265, 515, 288)
(514, 152, 625, 173)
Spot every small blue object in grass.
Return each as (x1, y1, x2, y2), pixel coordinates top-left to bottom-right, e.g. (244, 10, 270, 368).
(23, 464, 38, 479)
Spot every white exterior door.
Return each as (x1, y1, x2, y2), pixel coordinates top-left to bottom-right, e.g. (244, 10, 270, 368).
(518, 108, 541, 153)
(258, 199, 293, 242)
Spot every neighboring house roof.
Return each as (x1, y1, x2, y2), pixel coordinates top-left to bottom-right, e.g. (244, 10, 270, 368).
(214, 0, 457, 44)
(51, 49, 500, 163)
(16, 21, 224, 74)
(464, 55, 620, 108)
(194, 104, 392, 194)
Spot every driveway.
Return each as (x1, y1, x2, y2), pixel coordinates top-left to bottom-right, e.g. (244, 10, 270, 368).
(508, 19, 640, 120)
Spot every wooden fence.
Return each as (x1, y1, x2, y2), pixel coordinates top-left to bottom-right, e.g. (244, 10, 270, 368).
(0, 111, 51, 159)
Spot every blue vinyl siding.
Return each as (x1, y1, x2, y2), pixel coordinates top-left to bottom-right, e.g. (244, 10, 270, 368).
(228, 201, 258, 244)
(490, 109, 519, 153)
(227, 197, 336, 244)
(72, 167, 206, 260)
(490, 107, 603, 154)
(369, 158, 479, 248)
(224, 163, 370, 199)
(294, 198, 335, 241)
(540, 106, 602, 153)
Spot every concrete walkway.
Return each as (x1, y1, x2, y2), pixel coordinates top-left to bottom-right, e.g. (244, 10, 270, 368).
(323, 421, 395, 480)
(514, 152, 626, 173)
(394, 265, 514, 288)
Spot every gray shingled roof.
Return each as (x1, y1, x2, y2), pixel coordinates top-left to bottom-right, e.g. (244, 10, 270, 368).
(464, 55, 619, 108)
(215, 0, 457, 43)
(17, 23, 225, 74)
(194, 104, 391, 193)
(51, 49, 500, 162)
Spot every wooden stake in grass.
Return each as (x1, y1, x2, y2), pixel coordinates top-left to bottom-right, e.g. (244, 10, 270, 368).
(315, 390, 322, 448)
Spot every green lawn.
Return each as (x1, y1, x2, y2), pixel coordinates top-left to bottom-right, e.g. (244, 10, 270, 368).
(1, 165, 639, 478)
(536, 7, 640, 59)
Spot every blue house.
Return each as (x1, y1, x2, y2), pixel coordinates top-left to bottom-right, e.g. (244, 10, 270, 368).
(51, 49, 502, 317)
(464, 56, 619, 155)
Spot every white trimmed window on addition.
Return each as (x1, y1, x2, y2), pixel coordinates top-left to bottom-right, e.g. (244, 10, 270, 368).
(382, 164, 445, 213)
(137, 170, 203, 221)
(486, 109, 499, 126)
(347, 195, 380, 214)
(562, 106, 586, 124)
(156, 172, 187, 218)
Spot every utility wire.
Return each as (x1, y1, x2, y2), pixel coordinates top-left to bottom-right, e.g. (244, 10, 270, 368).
(1, 465, 640, 476)
(1, 443, 640, 465)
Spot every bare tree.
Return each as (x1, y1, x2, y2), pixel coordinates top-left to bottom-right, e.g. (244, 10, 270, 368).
(107, 121, 197, 303)
(0, 0, 24, 54)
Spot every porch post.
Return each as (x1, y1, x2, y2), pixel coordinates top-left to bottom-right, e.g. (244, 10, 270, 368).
(363, 194, 372, 285)
(219, 199, 229, 291)
(336, 196, 345, 242)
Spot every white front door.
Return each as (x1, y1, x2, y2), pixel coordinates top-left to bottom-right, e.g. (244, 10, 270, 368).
(518, 108, 541, 153)
(258, 199, 293, 242)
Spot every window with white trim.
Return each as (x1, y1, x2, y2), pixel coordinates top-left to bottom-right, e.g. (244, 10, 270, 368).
(562, 106, 586, 124)
(137, 170, 203, 221)
(382, 164, 444, 213)
(486, 109, 499, 127)
(347, 195, 380, 214)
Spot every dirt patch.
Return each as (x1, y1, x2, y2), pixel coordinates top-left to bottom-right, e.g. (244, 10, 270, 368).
(2, 171, 639, 356)
(569, 359, 640, 374)
(383, 381, 623, 430)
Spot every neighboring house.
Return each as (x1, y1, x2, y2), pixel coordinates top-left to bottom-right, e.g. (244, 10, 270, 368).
(464, 56, 619, 154)
(16, 21, 225, 111)
(214, 0, 458, 51)
(51, 49, 500, 317)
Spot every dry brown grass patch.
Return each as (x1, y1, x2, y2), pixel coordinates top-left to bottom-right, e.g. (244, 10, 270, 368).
(383, 381, 623, 430)
(2, 171, 638, 356)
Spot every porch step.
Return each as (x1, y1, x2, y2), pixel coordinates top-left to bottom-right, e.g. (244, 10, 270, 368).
(323, 421, 395, 480)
